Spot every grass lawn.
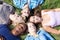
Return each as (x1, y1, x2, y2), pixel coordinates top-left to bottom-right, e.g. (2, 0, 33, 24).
(4, 0, 60, 40)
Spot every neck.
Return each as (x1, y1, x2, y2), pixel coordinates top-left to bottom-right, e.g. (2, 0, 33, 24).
(29, 32, 38, 37)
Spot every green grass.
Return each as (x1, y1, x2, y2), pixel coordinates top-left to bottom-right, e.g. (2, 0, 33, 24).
(4, 0, 60, 40)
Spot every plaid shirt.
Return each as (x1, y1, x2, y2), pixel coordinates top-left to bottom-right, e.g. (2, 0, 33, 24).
(13, 0, 44, 10)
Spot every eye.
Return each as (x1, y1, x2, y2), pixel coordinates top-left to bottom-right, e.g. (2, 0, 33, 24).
(17, 15, 19, 17)
(36, 18, 39, 20)
(32, 24, 35, 27)
(21, 27, 23, 30)
(33, 16, 35, 18)
(24, 12, 26, 13)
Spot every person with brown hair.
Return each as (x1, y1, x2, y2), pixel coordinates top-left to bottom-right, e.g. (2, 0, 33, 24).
(29, 8, 60, 35)
(25, 22, 54, 40)
(29, 10, 42, 24)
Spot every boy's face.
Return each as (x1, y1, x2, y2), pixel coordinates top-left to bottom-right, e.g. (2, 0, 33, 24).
(12, 24, 26, 36)
(27, 22, 36, 34)
(29, 16, 41, 23)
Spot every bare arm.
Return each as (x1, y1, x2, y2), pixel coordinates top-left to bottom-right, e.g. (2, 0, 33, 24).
(41, 9, 60, 34)
(42, 26, 60, 34)
(41, 14, 60, 35)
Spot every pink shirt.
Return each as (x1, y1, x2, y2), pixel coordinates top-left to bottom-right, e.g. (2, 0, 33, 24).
(42, 11, 60, 27)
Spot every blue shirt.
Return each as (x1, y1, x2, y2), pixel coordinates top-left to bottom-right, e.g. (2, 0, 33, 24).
(25, 29, 54, 40)
(0, 24, 20, 40)
(13, 0, 44, 10)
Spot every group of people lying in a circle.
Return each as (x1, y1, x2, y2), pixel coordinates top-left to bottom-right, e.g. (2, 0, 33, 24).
(0, 0, 60, 40)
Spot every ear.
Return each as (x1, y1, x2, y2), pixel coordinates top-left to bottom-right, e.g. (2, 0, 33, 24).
(9, 14, 14, 21)
(9, 14, 17, 22)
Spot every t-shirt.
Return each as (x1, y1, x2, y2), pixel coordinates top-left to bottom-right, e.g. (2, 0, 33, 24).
(0, 2, 14, 24)
(42, 10, 60, 27)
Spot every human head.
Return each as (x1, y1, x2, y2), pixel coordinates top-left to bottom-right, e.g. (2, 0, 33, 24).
(11, 23, 27, 36)
(9, 13, 25, 26)
(21, 4, 30, 20)
(27, 22, 36, 34)
(29, 16, 42, 24)
(29, 9, 42, 24)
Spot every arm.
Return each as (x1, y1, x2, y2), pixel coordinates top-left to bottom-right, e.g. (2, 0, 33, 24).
(42, 14, 60, 34)
(42, 26, 60, 35)
(41, 9, 60, 35)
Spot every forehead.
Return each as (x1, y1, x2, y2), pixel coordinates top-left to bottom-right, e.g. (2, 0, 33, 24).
(30, 16, 40, 19)
(27, 22, 33, 25)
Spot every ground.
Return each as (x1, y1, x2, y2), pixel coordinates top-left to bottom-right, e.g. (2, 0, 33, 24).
(4, 0, 60, 40)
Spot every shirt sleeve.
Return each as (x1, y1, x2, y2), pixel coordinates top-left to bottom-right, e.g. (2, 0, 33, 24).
(13, 0, 27, 9)
(29, 0, 44, 9)
(38, 0, 44, 5)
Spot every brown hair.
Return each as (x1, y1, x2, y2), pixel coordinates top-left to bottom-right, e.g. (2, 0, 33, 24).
(34, 9, 41, 17)
(0, 35, 5, 40)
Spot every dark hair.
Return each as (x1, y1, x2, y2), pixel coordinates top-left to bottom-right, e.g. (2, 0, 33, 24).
(0, 1, 3, 4)
(34, 9, 41, 17)
(0, 35, 6, 40)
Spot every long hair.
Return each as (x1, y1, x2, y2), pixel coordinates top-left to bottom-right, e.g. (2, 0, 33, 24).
(34, 9, 41, 17)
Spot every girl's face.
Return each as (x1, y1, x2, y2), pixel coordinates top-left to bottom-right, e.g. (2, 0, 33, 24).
(21, 4, 30, 17)
(9, 14, 25, 23)
(21, 9, 30, 17)
(29, 16, 41, 23)
(27, 22, 36, 34)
